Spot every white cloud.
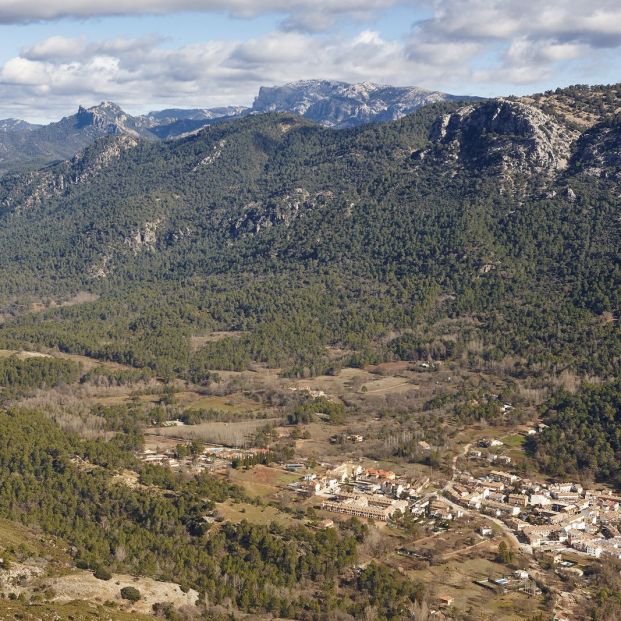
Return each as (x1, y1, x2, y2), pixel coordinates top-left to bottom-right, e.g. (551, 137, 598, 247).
(0, 0, 400, 31)
(0, 30, 477, 120)
(405, 0, 621, 87)
(0, 0, 620, 120)
(411, 0, 621, 46)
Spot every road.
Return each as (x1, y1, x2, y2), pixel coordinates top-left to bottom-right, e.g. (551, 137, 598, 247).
(441, 442, 471, 492)
(439, 441, 531, 554)
(439, 490, 529, 553)
(441, 538, 495, 560)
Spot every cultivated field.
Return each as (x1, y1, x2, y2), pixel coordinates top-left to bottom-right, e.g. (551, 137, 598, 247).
(148, 418, 279, 446)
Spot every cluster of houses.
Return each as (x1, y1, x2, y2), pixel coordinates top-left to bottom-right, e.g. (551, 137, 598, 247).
(445, 466, 621, 560)
(468, 447, 513, 466)
(329, 433, 364, 444)
(288, 385, 326, 399)
(138, 445, 269, 472)
(289, 462, 430, 521)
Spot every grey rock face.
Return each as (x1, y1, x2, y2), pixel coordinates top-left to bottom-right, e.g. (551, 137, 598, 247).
(0, 119, 40, 133)
(425, 99, 580, 180)
(233, 188, 334, 236)
(571, 122, 621, 181)
(146, 106, 248, 124)
(1, 135, 138, 212)
(252, 80, 474, 128)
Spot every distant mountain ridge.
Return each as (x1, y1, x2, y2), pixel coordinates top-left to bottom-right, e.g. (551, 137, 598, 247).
(0, 118, 41, 133)
(251, 79, 479, 128)
(0, 80, 477, 173)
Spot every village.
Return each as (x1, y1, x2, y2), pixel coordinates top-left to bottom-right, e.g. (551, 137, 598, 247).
(138, 428, 621, 564)
(138, 443, 271, 473)
(443, 462, 621, 562)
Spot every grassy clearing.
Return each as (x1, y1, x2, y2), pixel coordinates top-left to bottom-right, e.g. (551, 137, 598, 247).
(408, 557, 544, 620)
(0, 349, 51, 359)
(216, 500, 300, 526)
(183, 394, 260, 414)
(501, 434, 526, 448)
(0, 518, 39, 548)
(0, 518, 70, 565)
(149, 418, 278, 446)
(227, 465, 300, 498)
(190, 331, 245, 351)
(360, 377, 417, 394)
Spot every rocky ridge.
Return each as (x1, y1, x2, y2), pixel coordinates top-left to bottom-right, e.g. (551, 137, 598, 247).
(252, 79, 475, 128)
(0, 81, 476, 172)
(418, 99, 581, 186)
(0, 118, 40, 132)
(570, 121, 621, 181)
(0, 134, 138, 212)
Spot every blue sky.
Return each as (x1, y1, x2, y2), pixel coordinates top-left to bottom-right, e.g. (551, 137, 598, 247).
(0, 0, 618, 122)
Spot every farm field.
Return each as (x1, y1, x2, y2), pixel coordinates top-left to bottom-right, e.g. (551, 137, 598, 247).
(182, 393, 262, 414)
(148, 418, 279, 445)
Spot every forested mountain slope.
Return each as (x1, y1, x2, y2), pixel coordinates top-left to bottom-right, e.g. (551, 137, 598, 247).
(0, 85, 618, 380)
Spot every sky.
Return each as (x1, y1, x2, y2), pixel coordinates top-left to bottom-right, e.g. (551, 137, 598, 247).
(0, 0, 619, 122)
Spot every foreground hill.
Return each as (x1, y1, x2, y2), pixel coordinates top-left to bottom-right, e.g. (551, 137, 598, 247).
(0, 84, 618, 380)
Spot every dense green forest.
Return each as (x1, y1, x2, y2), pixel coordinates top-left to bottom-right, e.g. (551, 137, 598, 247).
(0, 88, 618, 381)
(0, 84, 618, 620)
(0, 355, 80, 391)
(0, 409, 421, 619)
(528, 381, 621, 486)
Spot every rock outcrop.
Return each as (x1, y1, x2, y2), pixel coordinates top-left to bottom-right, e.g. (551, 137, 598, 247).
(233, 188, 334, 236)
(570, 121, 621, 181)
(1, 135, 138, 212)
(423, 99, 580, 181)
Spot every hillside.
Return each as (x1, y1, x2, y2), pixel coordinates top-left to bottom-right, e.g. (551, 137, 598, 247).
(0, 85, 618, 382)
(0, 82, 619, 621)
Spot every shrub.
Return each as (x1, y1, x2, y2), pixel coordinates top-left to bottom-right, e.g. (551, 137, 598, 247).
(120, 586, 141, 602)
(94, 566, 113, 580)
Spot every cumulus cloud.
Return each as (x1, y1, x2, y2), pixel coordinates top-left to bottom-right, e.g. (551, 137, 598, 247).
(408, 0, 621, 83)
(0, 0, 619, 119)
(411, 0, 621, 45)
(0, 29, 479, 120)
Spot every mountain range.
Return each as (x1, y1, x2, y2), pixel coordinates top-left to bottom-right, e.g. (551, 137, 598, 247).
(0, 82, 618, 379)
(0, 80, 476, 173)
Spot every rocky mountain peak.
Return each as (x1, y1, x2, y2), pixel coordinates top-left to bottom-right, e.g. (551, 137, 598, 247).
(0, 118, 39, 133)
(426, 98, 580, 180)
(75, 102, 137, 135)
(252, 79, 476, 128)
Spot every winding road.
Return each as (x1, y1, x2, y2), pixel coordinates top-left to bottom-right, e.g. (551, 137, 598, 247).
(440, 442, 531, 554)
